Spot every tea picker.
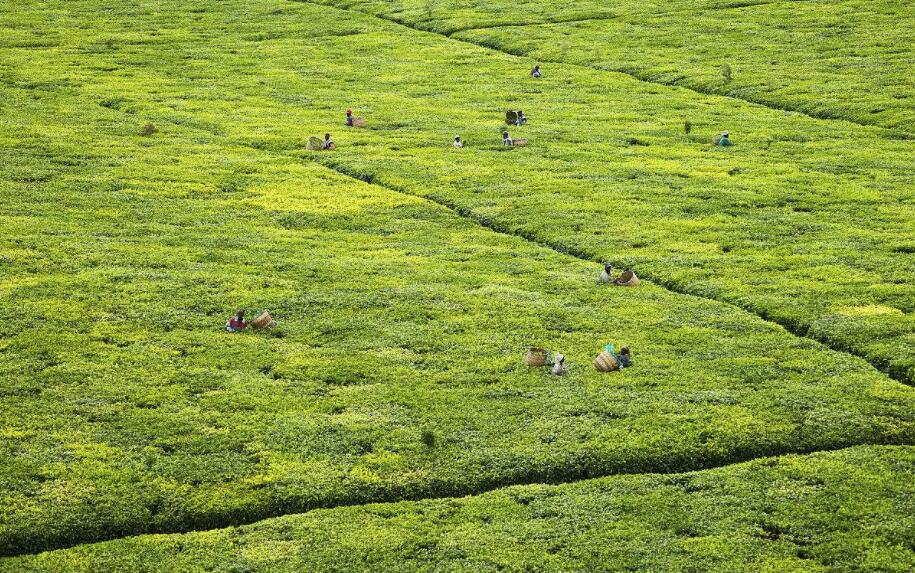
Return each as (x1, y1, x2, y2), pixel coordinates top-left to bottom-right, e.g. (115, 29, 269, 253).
(505, 110, 528, 127)
(714, 131, 733, 146)
(599, 265, 640, 286)
(226, 309, 247, 332)
(345, 109, 367, 128)
(599, 264, 613, 283)
(531, 65, 542, 78)
(225, 309, 276, 332)
(454, 135, 464, 148)
(594, 343, 632, 372)
(526, 348, 568, 376)
(551, 353, 567, 376)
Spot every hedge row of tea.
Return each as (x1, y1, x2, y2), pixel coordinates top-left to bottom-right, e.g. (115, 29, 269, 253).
(3, 43, 915, 554)
(4, 446, 914, 572)
(316, 0, 915, 131)
(5, 0, 913, 384)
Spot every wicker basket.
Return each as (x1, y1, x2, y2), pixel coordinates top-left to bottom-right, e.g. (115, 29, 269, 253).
(615, 270, 640, 287)
(505, 111, 518, 125)
(352, 117, 367, 128)
(526, 347, 548, 366)
(306, 136, 323, 150)
(251, 310, 276, 330)
(594, 351, 620, 372)
(512, 138, 528, 147)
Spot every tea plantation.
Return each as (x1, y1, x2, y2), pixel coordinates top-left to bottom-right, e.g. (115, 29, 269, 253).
(1, 0, 913, 570)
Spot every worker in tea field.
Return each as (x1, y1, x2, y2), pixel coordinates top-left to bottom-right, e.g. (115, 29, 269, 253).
(617, 346, 632, 368)
(454, 135, 464, 148)
(531, 65, 542, 78)
(716, 131, 733, 146)
(322, 133, 335, 150)
(551, 353, 567, 376)
(226, 309, 247, 332)
(515, 110, 527, 127)
(502, 131, 513, 146)
(345, 109, 354, 127)
(600, 263, 614, 283)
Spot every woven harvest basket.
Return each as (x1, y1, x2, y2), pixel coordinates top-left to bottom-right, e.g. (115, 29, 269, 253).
(306, 136, 323, 150)
(615, 270, 640, 287)
(352, 117, 367, 128)
(594, 351, 620, 372)
(512, 138, 528, 147)
(526, 347, 548, 366)
(251, 310, 276, 330)
(505, 111, 518, 125)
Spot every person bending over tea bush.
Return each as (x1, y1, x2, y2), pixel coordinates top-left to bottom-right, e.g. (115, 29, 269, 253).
(226, 309, 247, 332)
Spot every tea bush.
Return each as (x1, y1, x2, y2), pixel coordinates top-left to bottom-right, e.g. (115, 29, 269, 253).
(4, 446, 914, 572)
(1, 0, 913, 566)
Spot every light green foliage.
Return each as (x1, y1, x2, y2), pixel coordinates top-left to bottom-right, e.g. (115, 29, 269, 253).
(3, 65, 912, 555)
(318, 0, 915, 131)
(1, 0, 914, 567)
(4, 446, 914, 572)
(455, 0, 915, 129)
(3, 0, 912, 383)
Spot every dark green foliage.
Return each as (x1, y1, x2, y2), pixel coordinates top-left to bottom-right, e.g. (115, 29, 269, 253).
(4, 446, 914, 572)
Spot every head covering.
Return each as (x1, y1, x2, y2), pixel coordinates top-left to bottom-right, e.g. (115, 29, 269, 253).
(722, 131, 729, 137)
(346, 109, 352, 114)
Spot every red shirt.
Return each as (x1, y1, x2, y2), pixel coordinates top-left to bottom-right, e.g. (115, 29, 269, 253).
(228, 317, 247, 329)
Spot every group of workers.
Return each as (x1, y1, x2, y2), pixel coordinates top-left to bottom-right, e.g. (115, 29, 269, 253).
(328, 65, 732, 152)
(230, 62, 729, 381)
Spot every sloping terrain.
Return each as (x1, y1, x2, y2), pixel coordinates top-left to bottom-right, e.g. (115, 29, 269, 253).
(1, 0, 913, 569)
(317, 0, 915, 131)
(4, 0, 913, 382)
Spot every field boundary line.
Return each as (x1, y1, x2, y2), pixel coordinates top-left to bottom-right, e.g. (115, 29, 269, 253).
(1, 91, 910, 557)
(307, 157, 910, 386)
(295, 0, 913, 135)
(284, 0, 913, 383)
(5, 442, 912, 560)
(408, 0, 790, 35)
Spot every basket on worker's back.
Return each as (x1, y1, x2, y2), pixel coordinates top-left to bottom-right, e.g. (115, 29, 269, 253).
(526, 347, 549, 366)
(512, 138, 528, 147)
(352, 117, 367, 128)
(251, 310, 276, 330)
(306, 136, 324, 150)
(506, 111, 518, 125)
(615, 270, 640, 287)
(594, 351, 620, 372)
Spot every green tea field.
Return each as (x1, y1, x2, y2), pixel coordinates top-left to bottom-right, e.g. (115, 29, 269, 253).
(1, 0, 913, 571)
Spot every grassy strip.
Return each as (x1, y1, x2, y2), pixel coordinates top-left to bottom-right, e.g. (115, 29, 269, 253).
(3, 445, 914, 572)
(3, 0, 912, 382)
(2, 72, 915, 555)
